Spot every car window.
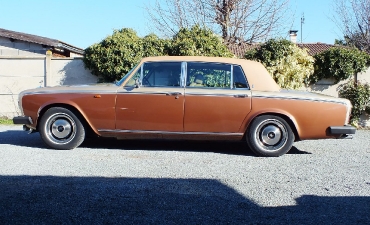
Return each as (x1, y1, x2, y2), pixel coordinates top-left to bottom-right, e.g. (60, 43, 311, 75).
(233, 65, 249, 89)
(141, 62, 181, 87)
(187, 62, 231, 88)
(125, 67, 141, 87)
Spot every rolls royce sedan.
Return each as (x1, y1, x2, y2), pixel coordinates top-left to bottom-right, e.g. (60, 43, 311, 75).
(13, 56, 356, 156)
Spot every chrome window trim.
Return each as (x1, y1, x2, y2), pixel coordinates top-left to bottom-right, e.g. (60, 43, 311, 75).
(98, 129, 243, 136)
(181, 62, 186, 87)
(230, 65, 233, 89)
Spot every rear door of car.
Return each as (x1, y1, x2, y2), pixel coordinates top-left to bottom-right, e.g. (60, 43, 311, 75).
(115, 61, 184, 132)
(183, 62, 252, 133)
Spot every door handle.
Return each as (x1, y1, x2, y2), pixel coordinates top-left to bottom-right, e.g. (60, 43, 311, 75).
(166, 92, 183, 96)
(234, 94, 248, 98)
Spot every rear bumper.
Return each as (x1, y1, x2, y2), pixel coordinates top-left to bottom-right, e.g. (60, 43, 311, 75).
(329, 125, 356, 139)
(13, 116, 33, 125)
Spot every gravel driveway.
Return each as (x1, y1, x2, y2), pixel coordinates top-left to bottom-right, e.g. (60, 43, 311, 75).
(0, 125, 369, 224)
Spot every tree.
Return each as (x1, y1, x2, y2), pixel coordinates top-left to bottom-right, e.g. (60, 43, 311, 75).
(245, 39, 314, 89)
(146, 0, 291, 44)
(334, 0, 370, 53)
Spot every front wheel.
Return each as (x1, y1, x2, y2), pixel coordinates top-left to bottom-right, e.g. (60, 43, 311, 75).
(246, 115, 294, 157)
(39, 107, 85, 150)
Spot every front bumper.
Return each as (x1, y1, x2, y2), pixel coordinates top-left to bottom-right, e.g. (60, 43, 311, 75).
(13, 116, 33, 125)
(329, 125, 356, 139)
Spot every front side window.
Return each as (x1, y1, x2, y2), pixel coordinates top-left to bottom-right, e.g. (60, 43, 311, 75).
(125, 62, 182, 87)
(142, 62, 181, 87)
(187, 62, 231, 88)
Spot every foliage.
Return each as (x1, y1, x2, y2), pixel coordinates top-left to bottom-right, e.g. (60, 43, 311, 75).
(84, 28, 143, 82)
(84, 25, 233, 82)
(244, 39, 314, 89)
(0, 117, 13, 125)
(142, 34, 171, 57)
(311, 47, 370, 84)
(170, 25, 234, 57)
(339, 81, 370, 123)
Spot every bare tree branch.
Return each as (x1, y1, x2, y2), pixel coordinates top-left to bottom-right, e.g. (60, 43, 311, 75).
(145, 0, 292, 44)
(334, 0, 370, 52)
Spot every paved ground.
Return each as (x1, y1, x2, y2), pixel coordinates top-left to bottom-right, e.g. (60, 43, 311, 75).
(0, 125, 369, 224)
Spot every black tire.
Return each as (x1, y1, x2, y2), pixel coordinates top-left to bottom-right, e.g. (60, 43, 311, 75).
(246, 115, 294, 157)
(39, 107, 85, 150)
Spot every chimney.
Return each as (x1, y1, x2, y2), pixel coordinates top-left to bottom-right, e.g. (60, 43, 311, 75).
(289, 30, 298, 44)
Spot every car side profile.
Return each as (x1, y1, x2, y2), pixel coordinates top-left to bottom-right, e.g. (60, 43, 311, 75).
(13, 56, 356, 156)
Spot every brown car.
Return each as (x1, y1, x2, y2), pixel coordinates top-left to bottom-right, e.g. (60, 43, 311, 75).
(13, 56, 356, 156)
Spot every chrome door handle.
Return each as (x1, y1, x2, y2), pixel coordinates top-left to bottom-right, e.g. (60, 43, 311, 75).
(234, 94, 248, 98)
(166, 92, 183, 96)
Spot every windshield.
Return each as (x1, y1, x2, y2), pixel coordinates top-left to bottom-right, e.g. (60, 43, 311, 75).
(116, 64, 139, 86)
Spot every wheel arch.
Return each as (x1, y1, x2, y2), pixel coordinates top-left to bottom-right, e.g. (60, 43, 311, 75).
(37, 103, 98, 137)
(243, 112, 300, 142)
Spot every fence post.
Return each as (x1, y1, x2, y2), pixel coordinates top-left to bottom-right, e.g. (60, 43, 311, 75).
(45, 50, 52, 86)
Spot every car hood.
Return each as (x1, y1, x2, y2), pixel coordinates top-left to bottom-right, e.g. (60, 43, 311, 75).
(19, 83, 118, 95)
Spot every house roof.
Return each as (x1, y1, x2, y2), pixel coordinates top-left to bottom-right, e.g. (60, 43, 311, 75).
(228, 42, 342, 58)
(0, 28, 84, 55)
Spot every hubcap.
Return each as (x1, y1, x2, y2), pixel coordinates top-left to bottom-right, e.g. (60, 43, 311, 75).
(261, 125, 281, 145)
(255, 119, 288, 151)
(51, 119, 72, 139)
(45, 113, 76, 145)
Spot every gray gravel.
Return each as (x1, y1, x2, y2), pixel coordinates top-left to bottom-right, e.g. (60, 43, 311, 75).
(0, 125, 369, 224)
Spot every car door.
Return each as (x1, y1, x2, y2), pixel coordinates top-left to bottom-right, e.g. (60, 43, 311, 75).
(115, 61, 184, 132)
(184, 62, 252, 133)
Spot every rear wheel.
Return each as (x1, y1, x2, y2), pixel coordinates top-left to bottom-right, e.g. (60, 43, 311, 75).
(39, 107, 85, 150)
(246, 115, 294, 157)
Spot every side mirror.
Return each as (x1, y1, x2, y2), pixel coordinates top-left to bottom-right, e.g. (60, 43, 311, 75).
(135, 79, 141, 88)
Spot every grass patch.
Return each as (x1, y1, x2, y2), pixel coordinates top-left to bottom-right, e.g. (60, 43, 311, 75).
(0, 117, 14, 125)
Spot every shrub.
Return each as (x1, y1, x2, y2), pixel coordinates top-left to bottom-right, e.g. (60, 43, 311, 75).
(339, 81, 370, 123)
(84, 28, 143, 82)
(245, 39, 314, 89)
(170, 25, 234, 57)
(84, 25, 233, 82)
(311, 47, 370, 84)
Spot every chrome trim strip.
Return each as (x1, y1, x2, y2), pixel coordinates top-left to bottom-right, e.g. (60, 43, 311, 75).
(185, 93, 243, 97)
(253, 95, 348, 105)
(98, 129, 243, 136)
(21, 90, 118, 95)
(117, 91, 182, 95)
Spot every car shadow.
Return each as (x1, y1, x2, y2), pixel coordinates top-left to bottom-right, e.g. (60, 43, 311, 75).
(0, 129, 311, 156)
(0, 175, 368, 224)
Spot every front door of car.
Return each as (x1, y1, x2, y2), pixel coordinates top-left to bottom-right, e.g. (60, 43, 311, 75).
(115, 61, 184, 132)
(184, 62, 252, 133)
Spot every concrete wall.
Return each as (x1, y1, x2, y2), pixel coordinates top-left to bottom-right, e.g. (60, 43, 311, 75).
(0, 37, 47, 56)
(0, 56, 97, 118)
(302, 68, 370, 127)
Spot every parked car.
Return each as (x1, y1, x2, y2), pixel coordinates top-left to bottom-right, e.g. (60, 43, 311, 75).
(13, 56, 355, 156)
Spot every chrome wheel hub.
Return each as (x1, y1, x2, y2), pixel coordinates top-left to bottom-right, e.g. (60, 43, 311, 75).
(261, 125, 281, 145)
(255, 119, 288, 151)
(51, 119, 72, 139)
(45, 113, 76, 145)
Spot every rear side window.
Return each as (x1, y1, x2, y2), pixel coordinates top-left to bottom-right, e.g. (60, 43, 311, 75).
(187, 62, 231, 88)
(233, 66, 249, 89)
